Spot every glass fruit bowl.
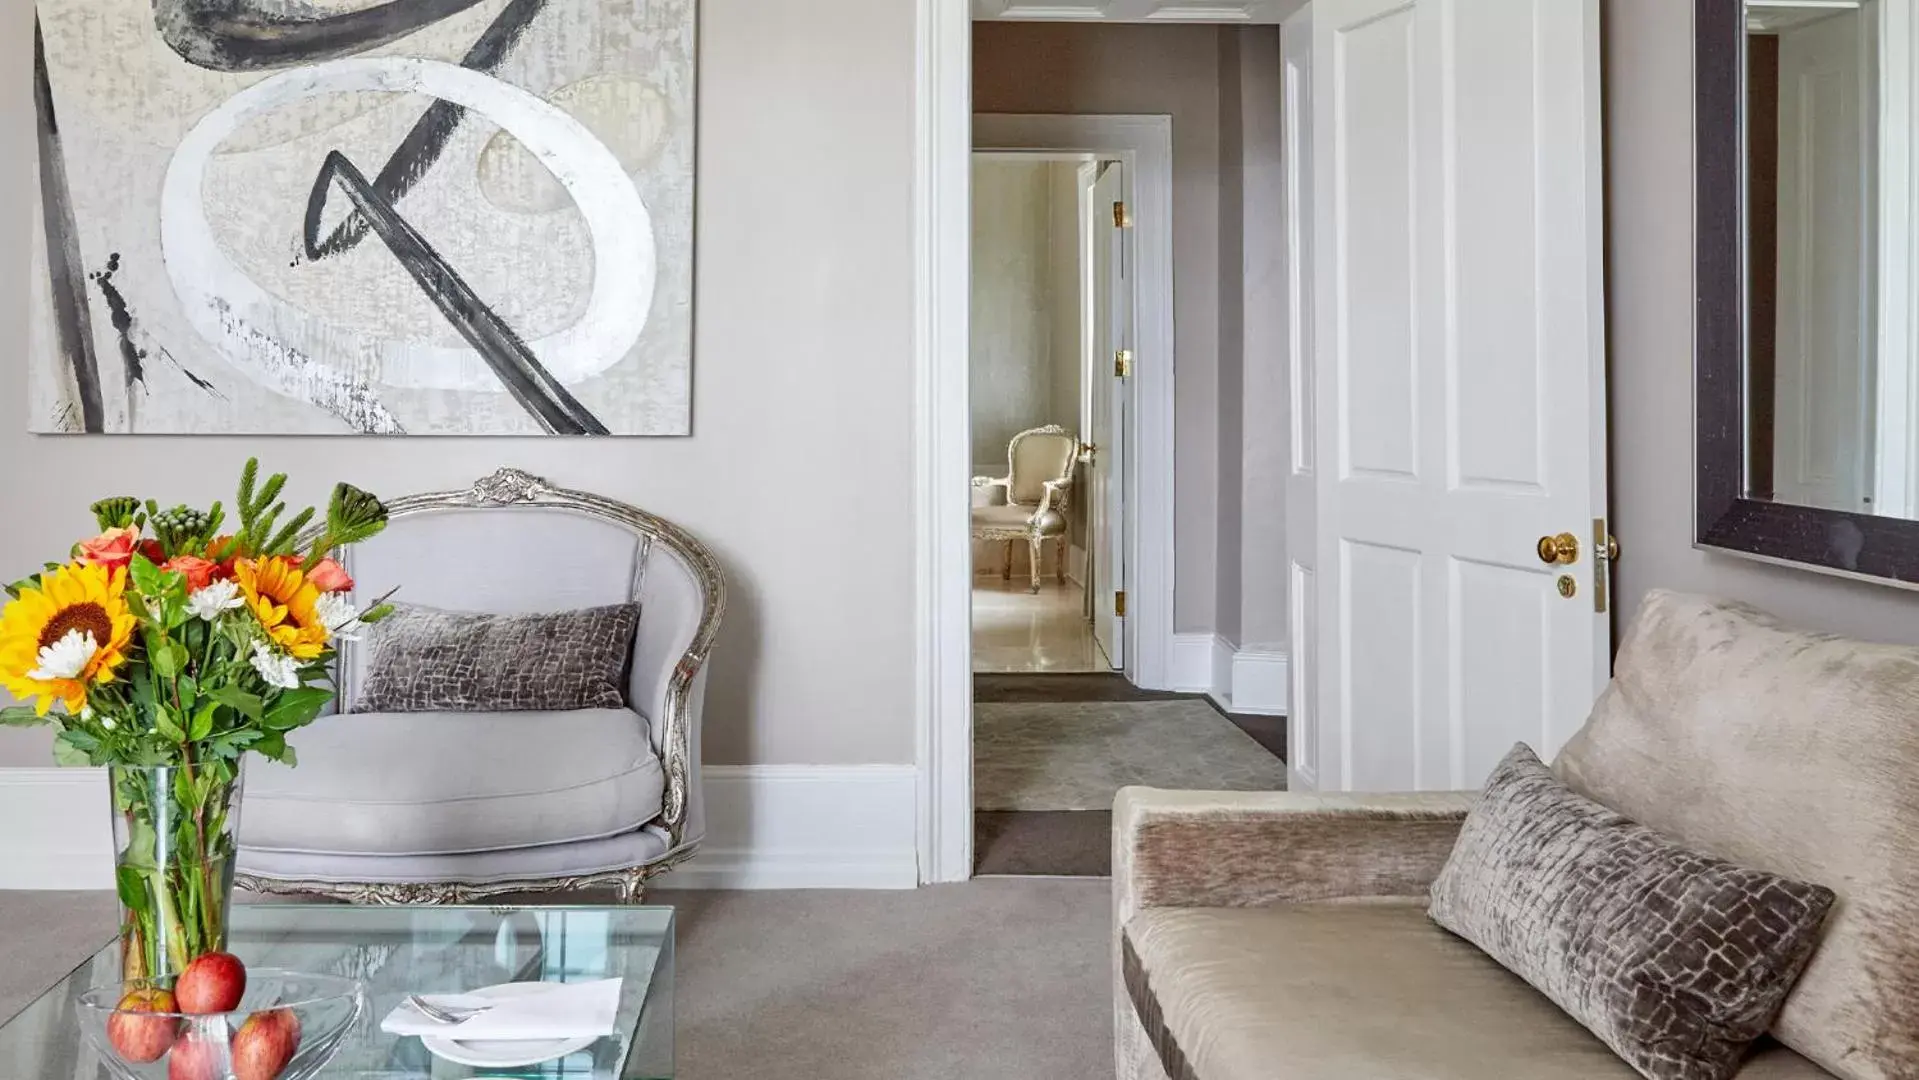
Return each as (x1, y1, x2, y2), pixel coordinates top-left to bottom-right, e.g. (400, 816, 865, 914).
(75, 970, 363, 1080)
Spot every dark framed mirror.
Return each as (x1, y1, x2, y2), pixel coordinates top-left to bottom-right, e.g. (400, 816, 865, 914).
(1697, 0, 1919, 585)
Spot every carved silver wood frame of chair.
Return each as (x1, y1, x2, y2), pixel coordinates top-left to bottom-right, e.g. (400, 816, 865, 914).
(972, 425, 1080, 593)
(233, 468, 726, 904)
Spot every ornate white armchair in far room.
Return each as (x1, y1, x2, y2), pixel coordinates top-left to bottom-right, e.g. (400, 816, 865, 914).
(233, 468, 725, 904)
(973, 424, 1081, 593)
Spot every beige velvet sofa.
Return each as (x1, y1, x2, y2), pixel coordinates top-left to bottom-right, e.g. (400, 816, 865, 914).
(1115, 590, 1919, 1080)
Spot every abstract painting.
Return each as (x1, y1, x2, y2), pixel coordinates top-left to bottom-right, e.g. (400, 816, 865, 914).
(30, 0, 694, 436)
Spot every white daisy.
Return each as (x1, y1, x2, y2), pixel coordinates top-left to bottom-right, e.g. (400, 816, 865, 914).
(249, 642, 302, 690)
(186, 580, 245, 622)
(28, 629, 99, 681)
(314, 592, 363, 641)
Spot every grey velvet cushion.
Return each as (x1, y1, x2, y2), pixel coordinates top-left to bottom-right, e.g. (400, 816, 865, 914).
(1430, 744, 1835, 1080)
(351, 602, 640, 713)
(241, 708, 664, 857)
(1121, 901, 1833, 1080)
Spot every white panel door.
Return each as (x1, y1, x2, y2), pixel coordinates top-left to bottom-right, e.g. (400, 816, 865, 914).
(1088, 162, 1129, 668)
(1300, 0, 1609, 792)
(1773, 11, 1874, 513)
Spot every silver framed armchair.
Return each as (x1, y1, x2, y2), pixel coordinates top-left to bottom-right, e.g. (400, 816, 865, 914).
(234, 468, 725, 904)
(973, 425, 1080, 593)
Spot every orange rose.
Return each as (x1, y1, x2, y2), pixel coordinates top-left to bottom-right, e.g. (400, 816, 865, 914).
(75, 526, 142, 571)
(163, 555, 221, 593)
(307, 558, 354, 593)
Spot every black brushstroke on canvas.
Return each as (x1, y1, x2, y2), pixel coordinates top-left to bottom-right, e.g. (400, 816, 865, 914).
(152, 0, 491, 71)
(92, 254, 226, 402)
(91, 253, 146, 394)
(166, 353, 224, 397)
(309, 151, 610, 436)
(301, 0, 550, 262)
(35, 20, 105, 434)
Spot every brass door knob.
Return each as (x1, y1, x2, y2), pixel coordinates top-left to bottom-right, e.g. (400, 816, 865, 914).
(1078, 444, 1098, 462)
(1536, 533, 1580, 565)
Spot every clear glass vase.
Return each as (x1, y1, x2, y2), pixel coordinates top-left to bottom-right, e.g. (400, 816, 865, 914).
(108, 759, 245, 982)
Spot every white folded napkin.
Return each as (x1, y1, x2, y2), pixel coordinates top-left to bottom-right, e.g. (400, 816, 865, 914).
(380, 979, 623, 1041)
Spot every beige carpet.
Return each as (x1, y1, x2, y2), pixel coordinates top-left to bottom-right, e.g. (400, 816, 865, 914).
(975, 700, 1290, 810)
(0, 880, 1112, 1080)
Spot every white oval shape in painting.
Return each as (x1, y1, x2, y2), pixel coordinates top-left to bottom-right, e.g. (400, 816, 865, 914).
(478, 75, 670, 214)
(161, 58, 654, 395)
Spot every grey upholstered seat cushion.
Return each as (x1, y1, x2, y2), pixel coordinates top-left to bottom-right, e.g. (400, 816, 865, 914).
(1121, 902, 1834, 1080)
(241, 709, 664, 857)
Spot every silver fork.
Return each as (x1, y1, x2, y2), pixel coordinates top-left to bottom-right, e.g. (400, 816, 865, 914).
(405, 994, 492, 1024)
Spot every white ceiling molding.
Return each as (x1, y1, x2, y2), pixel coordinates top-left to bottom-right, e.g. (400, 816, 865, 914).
(973, 0, 1308, 23)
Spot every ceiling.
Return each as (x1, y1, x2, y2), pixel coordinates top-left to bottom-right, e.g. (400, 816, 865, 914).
(972, 0, 1308, 23)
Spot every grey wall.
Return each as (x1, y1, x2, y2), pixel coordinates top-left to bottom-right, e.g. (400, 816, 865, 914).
(1606, 0, 1919, 640)
(0, 0, 919, 767)
(1216, 30, 1247, 647)
(1231, 27, 1290, 652)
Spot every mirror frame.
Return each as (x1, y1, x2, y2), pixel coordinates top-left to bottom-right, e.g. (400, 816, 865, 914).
(1696, 0, 1919, 586)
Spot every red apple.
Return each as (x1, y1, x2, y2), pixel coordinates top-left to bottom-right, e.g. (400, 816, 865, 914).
(167, 1028, 223, 1080)
(231, 1008, 302, 1080)
(175, 952, 246, 1014)
(106, 986, 180, 1063)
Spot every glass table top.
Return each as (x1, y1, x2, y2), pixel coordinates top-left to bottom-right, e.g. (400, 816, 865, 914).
(0, 905, 674, 1079)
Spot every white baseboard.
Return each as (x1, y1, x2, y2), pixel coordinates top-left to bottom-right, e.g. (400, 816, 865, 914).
(1169, 636, 1290, 717)
(651, 764, 919, 890)
(0, 764, 920, 892)
(1229, 649, 1290, 716)
(1169, 633, 1219, 693)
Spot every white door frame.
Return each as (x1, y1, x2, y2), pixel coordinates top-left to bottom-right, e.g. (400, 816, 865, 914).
(913, 0, 1179, 882)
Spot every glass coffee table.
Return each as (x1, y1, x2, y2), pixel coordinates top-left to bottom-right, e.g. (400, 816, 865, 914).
(0, 905, 673, 1078)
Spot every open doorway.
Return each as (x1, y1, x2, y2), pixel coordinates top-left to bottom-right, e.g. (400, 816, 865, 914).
(969, 152, 1125, 676)
(963, 27, 1294, 879)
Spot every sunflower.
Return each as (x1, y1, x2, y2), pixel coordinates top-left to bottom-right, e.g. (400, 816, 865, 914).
(0, 562, 138, 716)
(235, 556, 330, 661)
(235, 556, 330, 659)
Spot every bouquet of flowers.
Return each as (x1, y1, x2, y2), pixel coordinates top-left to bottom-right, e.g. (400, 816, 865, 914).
(0, 458, 392, 979)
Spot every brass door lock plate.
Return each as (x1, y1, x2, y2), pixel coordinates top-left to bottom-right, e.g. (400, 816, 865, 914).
(1556, 574, 1578, 599)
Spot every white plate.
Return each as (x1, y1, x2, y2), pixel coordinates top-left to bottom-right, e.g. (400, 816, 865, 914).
(418, 982, 599, 1068)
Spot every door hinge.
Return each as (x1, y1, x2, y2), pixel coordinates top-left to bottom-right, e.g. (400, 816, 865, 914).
(1113, 200, 1132, 228)
(1115, 590, 1127, 618)
(1114, 349, 1133, 378)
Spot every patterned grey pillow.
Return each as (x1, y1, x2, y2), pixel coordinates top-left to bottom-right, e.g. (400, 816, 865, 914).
(350, 602, 641, 714)
(1429, 744, 1834, 1080)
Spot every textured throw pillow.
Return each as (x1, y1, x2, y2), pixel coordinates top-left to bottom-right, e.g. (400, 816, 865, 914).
(1429, 744, 1835, 1080)
(350, 602, 640, 714)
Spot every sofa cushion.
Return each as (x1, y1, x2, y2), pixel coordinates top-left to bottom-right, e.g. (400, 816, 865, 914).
(1121, 902, 1833, 1080)
(1556, 591, 1919, 1080)
(241, 709, 664, 857)
(1431, 744, 1833, 1080)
